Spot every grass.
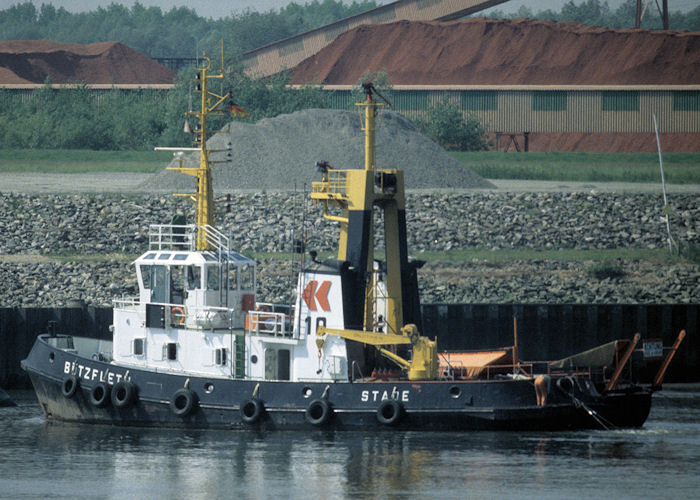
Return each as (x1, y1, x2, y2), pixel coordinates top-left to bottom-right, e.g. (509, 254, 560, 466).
(450, 151, 700, 184)
(2, 150, 699, 183)
(0, 149, 172, 173)
(0, 248, 679, 265)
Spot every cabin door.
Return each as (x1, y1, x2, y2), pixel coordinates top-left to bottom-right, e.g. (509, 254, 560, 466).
(151, 265, 167, 303)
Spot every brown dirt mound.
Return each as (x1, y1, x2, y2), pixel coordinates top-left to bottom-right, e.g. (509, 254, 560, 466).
(0, 40, 176, 84)
(291, 18, 700, 85)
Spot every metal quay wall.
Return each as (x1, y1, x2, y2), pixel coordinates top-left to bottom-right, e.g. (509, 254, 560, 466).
(1, 304, 697, 388)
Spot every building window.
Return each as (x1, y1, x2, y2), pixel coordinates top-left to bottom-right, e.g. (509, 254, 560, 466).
(532, 91, 567, 111)
(673, 91, 700, 111)
(602, 91, 639, 111)
(461, 91, 497, 111)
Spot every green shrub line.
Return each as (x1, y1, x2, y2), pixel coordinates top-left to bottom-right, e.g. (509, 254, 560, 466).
(452, 151, 700, 184)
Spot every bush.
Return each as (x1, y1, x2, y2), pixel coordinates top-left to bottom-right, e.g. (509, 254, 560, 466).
(416, 98, 490, 151)
(586, 260, 625, 280)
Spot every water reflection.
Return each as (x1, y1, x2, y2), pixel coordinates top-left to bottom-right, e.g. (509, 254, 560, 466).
(2, 390, 700, 499)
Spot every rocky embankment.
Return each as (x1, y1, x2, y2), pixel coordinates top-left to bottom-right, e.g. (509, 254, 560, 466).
(0, 191, 697, 307)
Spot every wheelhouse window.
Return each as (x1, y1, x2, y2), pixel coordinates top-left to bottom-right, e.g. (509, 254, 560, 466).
(170, 266, 184, 304)
(240, 264, 254, 290)
(206, 265, 220, 291)
(187, 266, 201, 290)
(139, 265, 152, 289)
(228, 266, 238, 291)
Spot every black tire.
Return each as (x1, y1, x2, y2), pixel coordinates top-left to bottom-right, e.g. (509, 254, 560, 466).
(170, 388, 197, 417)
(61, 375, 79, 399)
(305, 399, 332, 426)
(377, 399, 403, 426)
(89, 382, 111, 408)
(240, 398, 264, 424)
(111, 380, 137, 409)
(556, 376, 575, 395)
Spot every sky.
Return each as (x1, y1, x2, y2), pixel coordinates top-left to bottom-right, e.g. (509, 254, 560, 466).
(0, 0, 696, 19)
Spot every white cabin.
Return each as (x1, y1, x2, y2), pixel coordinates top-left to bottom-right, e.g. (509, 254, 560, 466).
(111, 224, 350, 383)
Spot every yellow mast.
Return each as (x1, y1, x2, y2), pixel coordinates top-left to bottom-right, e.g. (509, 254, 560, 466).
(311, 83, 408, 335)
(164, 44, 243, 250)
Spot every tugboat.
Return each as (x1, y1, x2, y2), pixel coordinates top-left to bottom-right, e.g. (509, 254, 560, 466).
(21, 57, 685, 430)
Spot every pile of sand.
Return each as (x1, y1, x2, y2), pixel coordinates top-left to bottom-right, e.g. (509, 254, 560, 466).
(0, 40, 175, 84)
(146, 108, 493, 191)
(291, 18, 700, 85)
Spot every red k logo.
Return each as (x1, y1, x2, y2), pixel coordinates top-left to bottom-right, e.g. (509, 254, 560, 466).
(302, 280, 331, 312)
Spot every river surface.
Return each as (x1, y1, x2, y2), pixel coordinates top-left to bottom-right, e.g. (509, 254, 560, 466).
(1, 387, 699, 499)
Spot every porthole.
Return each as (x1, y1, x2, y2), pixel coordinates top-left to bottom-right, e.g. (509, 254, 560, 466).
(449, 385, 461, 398)
(204, 382, 214, 394)
(251, 355, 258, 364)
(302, 387, 312, 398)
(49, 352, 55, 363)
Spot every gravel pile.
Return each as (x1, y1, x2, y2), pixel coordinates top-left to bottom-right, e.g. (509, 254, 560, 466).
(0, 191, 697, 307)
(145, 109, 494, 191)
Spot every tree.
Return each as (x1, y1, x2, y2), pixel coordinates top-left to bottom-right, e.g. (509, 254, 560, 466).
(416, 98, 491, 152)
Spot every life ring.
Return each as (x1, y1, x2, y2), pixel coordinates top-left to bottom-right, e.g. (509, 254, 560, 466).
(89, 382, 111, 408)
(305, 399, 332, 426)
(171, 306, 186, 326)
(170, 388, 197, 417)
(240, 398, 264, 424)
(376, 399, 403, 426)
(61, 375, 79, 398)
(111, 380, 137, 409)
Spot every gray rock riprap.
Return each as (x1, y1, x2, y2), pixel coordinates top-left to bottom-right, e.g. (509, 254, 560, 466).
(145, 109, 494, 190)
(0, 191, 697, 307)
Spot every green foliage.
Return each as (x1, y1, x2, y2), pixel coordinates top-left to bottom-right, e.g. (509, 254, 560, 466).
(484, 0, 700, 31)
(586, 260, 626, 280)
(0, 1, 379, 57)
(0, 60, 330, 150)
(0, 82, 170, 150)
(416, 99, 490, 152)
(350, 70, 393, 106)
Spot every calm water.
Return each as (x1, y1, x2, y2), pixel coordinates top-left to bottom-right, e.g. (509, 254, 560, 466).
(1, 387, 699, 500)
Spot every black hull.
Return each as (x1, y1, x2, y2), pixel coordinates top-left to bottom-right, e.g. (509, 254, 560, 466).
(22, 335, 652, 431)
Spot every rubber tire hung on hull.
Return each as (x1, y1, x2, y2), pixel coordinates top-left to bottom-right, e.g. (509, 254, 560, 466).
(240, 398, 264, 424)
(170, 388, 197, 417)
(89, 382, 111, 408)
(61, 375, 79, 398)
(376, 399, 403, 426)
(111, 380, 137, 408)
(305, 399, 332, 426)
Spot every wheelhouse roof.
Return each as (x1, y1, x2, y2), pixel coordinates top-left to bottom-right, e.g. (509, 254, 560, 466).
(133, 250, 255, 267)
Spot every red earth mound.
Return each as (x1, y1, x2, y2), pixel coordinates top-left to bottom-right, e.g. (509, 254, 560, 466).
(291, 18, 700, 85)
(0, 40, 176, 85)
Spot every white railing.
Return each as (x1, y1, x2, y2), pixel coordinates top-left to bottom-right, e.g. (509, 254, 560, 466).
(246, 309, 292, 337)
(113, 296, 141, 309)
(149, 224, 196, 250)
